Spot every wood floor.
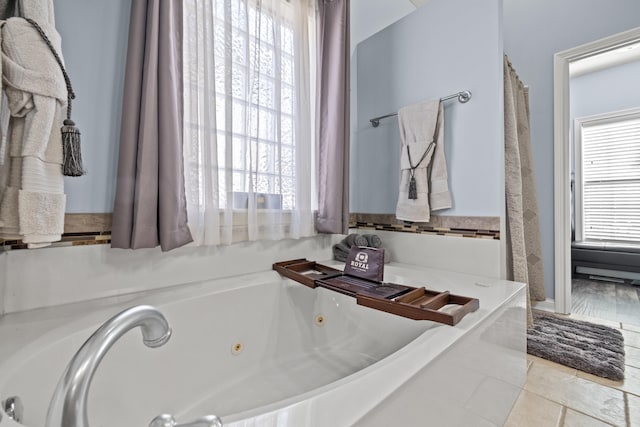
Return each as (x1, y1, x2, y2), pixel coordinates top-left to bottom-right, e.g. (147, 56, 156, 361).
(571, 276, 640, 326)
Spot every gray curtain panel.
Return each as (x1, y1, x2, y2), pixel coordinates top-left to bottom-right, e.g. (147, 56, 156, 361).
(0, 0, 17, 20)
(315, 0, 350, 234)
(111, 0, 192, 251)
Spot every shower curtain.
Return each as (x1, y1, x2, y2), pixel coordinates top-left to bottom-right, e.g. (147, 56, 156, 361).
(504, 55, 546, 327)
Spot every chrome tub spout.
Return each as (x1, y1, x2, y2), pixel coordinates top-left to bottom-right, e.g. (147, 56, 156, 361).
(45, 305, 172, 427)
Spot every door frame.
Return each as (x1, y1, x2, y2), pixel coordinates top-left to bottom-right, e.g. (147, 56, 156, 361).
(553, 26, 640, 314)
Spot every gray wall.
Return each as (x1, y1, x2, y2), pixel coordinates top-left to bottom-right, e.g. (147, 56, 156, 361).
(350, 0, 416, 47)
(55, 0, 504, 219)
(571, 59, 640, 122)
(503, 0, 640, 298)
(55, 0, 418, 215)
(54, 0, 130, 213)
(349, 1, 417, 207)
(352, 0, 504, 217)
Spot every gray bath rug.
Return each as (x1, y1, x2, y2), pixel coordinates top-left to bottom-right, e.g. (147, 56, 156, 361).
(527, 310, 625, 381)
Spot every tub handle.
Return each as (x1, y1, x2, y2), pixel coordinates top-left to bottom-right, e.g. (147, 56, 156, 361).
(149, 414, 223, 427)
(2, 396, 24, 423)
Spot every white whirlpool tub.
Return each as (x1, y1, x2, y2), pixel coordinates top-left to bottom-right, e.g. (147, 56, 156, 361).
(0, 263, 526, 427)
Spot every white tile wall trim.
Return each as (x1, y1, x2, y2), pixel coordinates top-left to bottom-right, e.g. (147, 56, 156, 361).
(4, 231, 504, 314)
(367, 230, 503, 279)
(3, 235, 340, 314)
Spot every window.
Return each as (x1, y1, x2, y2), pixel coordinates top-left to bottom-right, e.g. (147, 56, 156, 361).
(575, 109, 640, 244)
(183, 0, 316, 245)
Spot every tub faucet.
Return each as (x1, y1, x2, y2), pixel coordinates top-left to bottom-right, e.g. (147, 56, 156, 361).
(2, 396, 24, 422)
(45, 305, 172, 427)
(149, 414, 223, 427)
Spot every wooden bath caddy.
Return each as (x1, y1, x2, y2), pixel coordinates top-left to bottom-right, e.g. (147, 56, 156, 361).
(272, 259, 342, 288)
(273, 259, 479, 326)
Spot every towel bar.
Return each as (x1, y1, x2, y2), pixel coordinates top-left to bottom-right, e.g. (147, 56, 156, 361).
(369, 90, 472, 127)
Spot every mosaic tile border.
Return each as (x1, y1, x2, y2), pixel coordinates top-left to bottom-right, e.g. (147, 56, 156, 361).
(1, 212, 501, 251)
(349, 213, 501, 240)
(1, 214, 112, 251)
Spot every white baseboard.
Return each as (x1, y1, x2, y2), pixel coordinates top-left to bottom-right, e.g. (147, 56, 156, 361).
(576, 267, 640, 282)
(532, 299, 556, 313)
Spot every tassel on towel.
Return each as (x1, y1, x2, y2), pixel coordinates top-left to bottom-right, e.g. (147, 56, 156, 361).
(408, 174, 417, 199)
(406, 143, 433, 200)
(61, 119, 84, 176)
(25, 18, 85, 176)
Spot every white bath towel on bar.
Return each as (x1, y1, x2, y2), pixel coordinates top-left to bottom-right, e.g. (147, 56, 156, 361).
(395, 100, 451, 222)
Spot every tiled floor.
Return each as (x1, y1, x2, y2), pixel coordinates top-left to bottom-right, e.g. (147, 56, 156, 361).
(505, 314, 640, 427)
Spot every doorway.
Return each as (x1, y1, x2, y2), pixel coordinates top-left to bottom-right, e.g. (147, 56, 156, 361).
(553, 27, 640, 317)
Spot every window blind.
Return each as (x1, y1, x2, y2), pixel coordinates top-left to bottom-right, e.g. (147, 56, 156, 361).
(579, 116, 640, 243)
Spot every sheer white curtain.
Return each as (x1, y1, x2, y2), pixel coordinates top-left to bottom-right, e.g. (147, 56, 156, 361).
(183, 0, 316, 246)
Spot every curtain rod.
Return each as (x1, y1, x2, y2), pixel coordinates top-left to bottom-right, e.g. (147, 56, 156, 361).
(369, 90, 472, 128)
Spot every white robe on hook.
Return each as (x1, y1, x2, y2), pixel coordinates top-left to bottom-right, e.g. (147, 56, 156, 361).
(0, 1, 67, 247)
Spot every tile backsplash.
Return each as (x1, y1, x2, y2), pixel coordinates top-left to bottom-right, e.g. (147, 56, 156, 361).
(1, 214, 112, 251)
(349, 213, 500, 240)
(2, 213, 500, 252)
